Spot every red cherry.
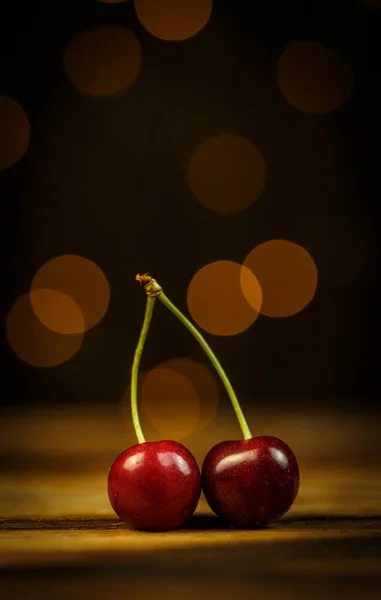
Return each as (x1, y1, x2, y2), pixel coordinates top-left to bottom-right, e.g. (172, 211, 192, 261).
(108, 440, 201, 531)
(202, 436, 299, 527)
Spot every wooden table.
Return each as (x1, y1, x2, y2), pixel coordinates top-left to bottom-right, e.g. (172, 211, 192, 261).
(1, 405, 381, 599)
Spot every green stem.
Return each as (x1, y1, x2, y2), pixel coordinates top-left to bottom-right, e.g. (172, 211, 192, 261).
(158, 292, 252, 441)
(131, 295, 156, 444)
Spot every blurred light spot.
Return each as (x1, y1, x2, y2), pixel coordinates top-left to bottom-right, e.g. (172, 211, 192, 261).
(31, 255, 110, 333)
(187, 134, 266, 214)
(187, 261, 262, 336)
(30, 289, 85, 335)
(360, 0, 381, 7)
(122, 359, 219, 439)
(141, 368, 201, 440)
(62, 26, 141, 96)
(135, 0, 212, 41)
(0, 96, 30, 170)
(158, 358, 219, 431)
(277, 42, 354, 114)
(243, 240, 318, 318)
(6, 293, 83, 367)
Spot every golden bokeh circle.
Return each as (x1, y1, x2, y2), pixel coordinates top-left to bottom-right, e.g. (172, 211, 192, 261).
(31, 255, 110, 333)
(135, 0, 212, 41)
(0, 96, 30, 170)
(360, 0, 381, 8)
(159, 358, 219, 431)
(6, 293, 83, 367)
(187, 261, 262, 336)
(277, 42, 354, 113)
(187, 134, 266, 214)
(62, 26, 142, 96)
(122, 358, 219, 440)
(30, 289, 85, 335)
(243, 240, 318, 318)
(140, 367, 201, 440)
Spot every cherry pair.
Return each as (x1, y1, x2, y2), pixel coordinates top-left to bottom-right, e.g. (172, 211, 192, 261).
(108, 275, 300, 531)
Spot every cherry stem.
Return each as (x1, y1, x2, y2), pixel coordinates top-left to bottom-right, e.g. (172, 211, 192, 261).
(136, 273, 253, 441)
(131, 294, 156, 444)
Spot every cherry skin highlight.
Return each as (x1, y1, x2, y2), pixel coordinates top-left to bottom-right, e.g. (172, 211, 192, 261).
(108, 440, 201, 531)
(202, 436, 299, 527)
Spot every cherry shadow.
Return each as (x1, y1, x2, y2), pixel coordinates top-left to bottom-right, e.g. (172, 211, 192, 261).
(1, 514, 380, 532)
(181, 513, 381, 531)
(181, 513, 269, 530)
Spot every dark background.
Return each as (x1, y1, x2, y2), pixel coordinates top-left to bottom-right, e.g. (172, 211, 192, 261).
(1, 0, 380, 414)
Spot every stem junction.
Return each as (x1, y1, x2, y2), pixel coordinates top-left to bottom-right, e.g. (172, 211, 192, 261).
(135, 273, 252, 440)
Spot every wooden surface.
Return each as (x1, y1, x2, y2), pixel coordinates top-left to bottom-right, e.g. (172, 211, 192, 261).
(1, 405, 381, 599)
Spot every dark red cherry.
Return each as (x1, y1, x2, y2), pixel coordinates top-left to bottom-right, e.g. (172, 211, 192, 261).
(108, 440, 201, 531)
(202, 436, 299, 527)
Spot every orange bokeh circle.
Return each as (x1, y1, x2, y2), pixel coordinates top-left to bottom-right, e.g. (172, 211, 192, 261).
(243, 240, 318, 318)
(6, 293, 83, 367)
(140, 367, 201, 440)
(187, 261, 262, 336)
(31, 255, 110, 333)
(0, 96, 30, 170)
(360, 0, 381, 8)
(63, 26, 142, 96)
(122, 358, 219, 439)
(187, 134, 266, 214)
(159, 358, 219, 431)
(135, 0, 212, 41)
(30, 289, 85, 335)
(277, 42, 354, 114)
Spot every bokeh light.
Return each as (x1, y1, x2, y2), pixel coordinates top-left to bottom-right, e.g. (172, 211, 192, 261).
(140, 367, 201, 440)
(0, 96, 30, 170)
(360, 0, 381, 7)
(243, 240, 318, 318)
(122, 358, 220, 440)
(187, 134, 266, 214)
(30, 289, 85, 335)
(6, 293, 83, 367)
(135, 0, 213, 41)
(277, 42, 354, 114)
(62, 26, 142, 96)
(187, 261, 262, 336)
(31, 255, 110, 333)
(158, 358, 219, 430)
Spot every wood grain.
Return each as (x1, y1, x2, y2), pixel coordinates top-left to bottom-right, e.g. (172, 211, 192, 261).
(1, 406, 381, 599)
